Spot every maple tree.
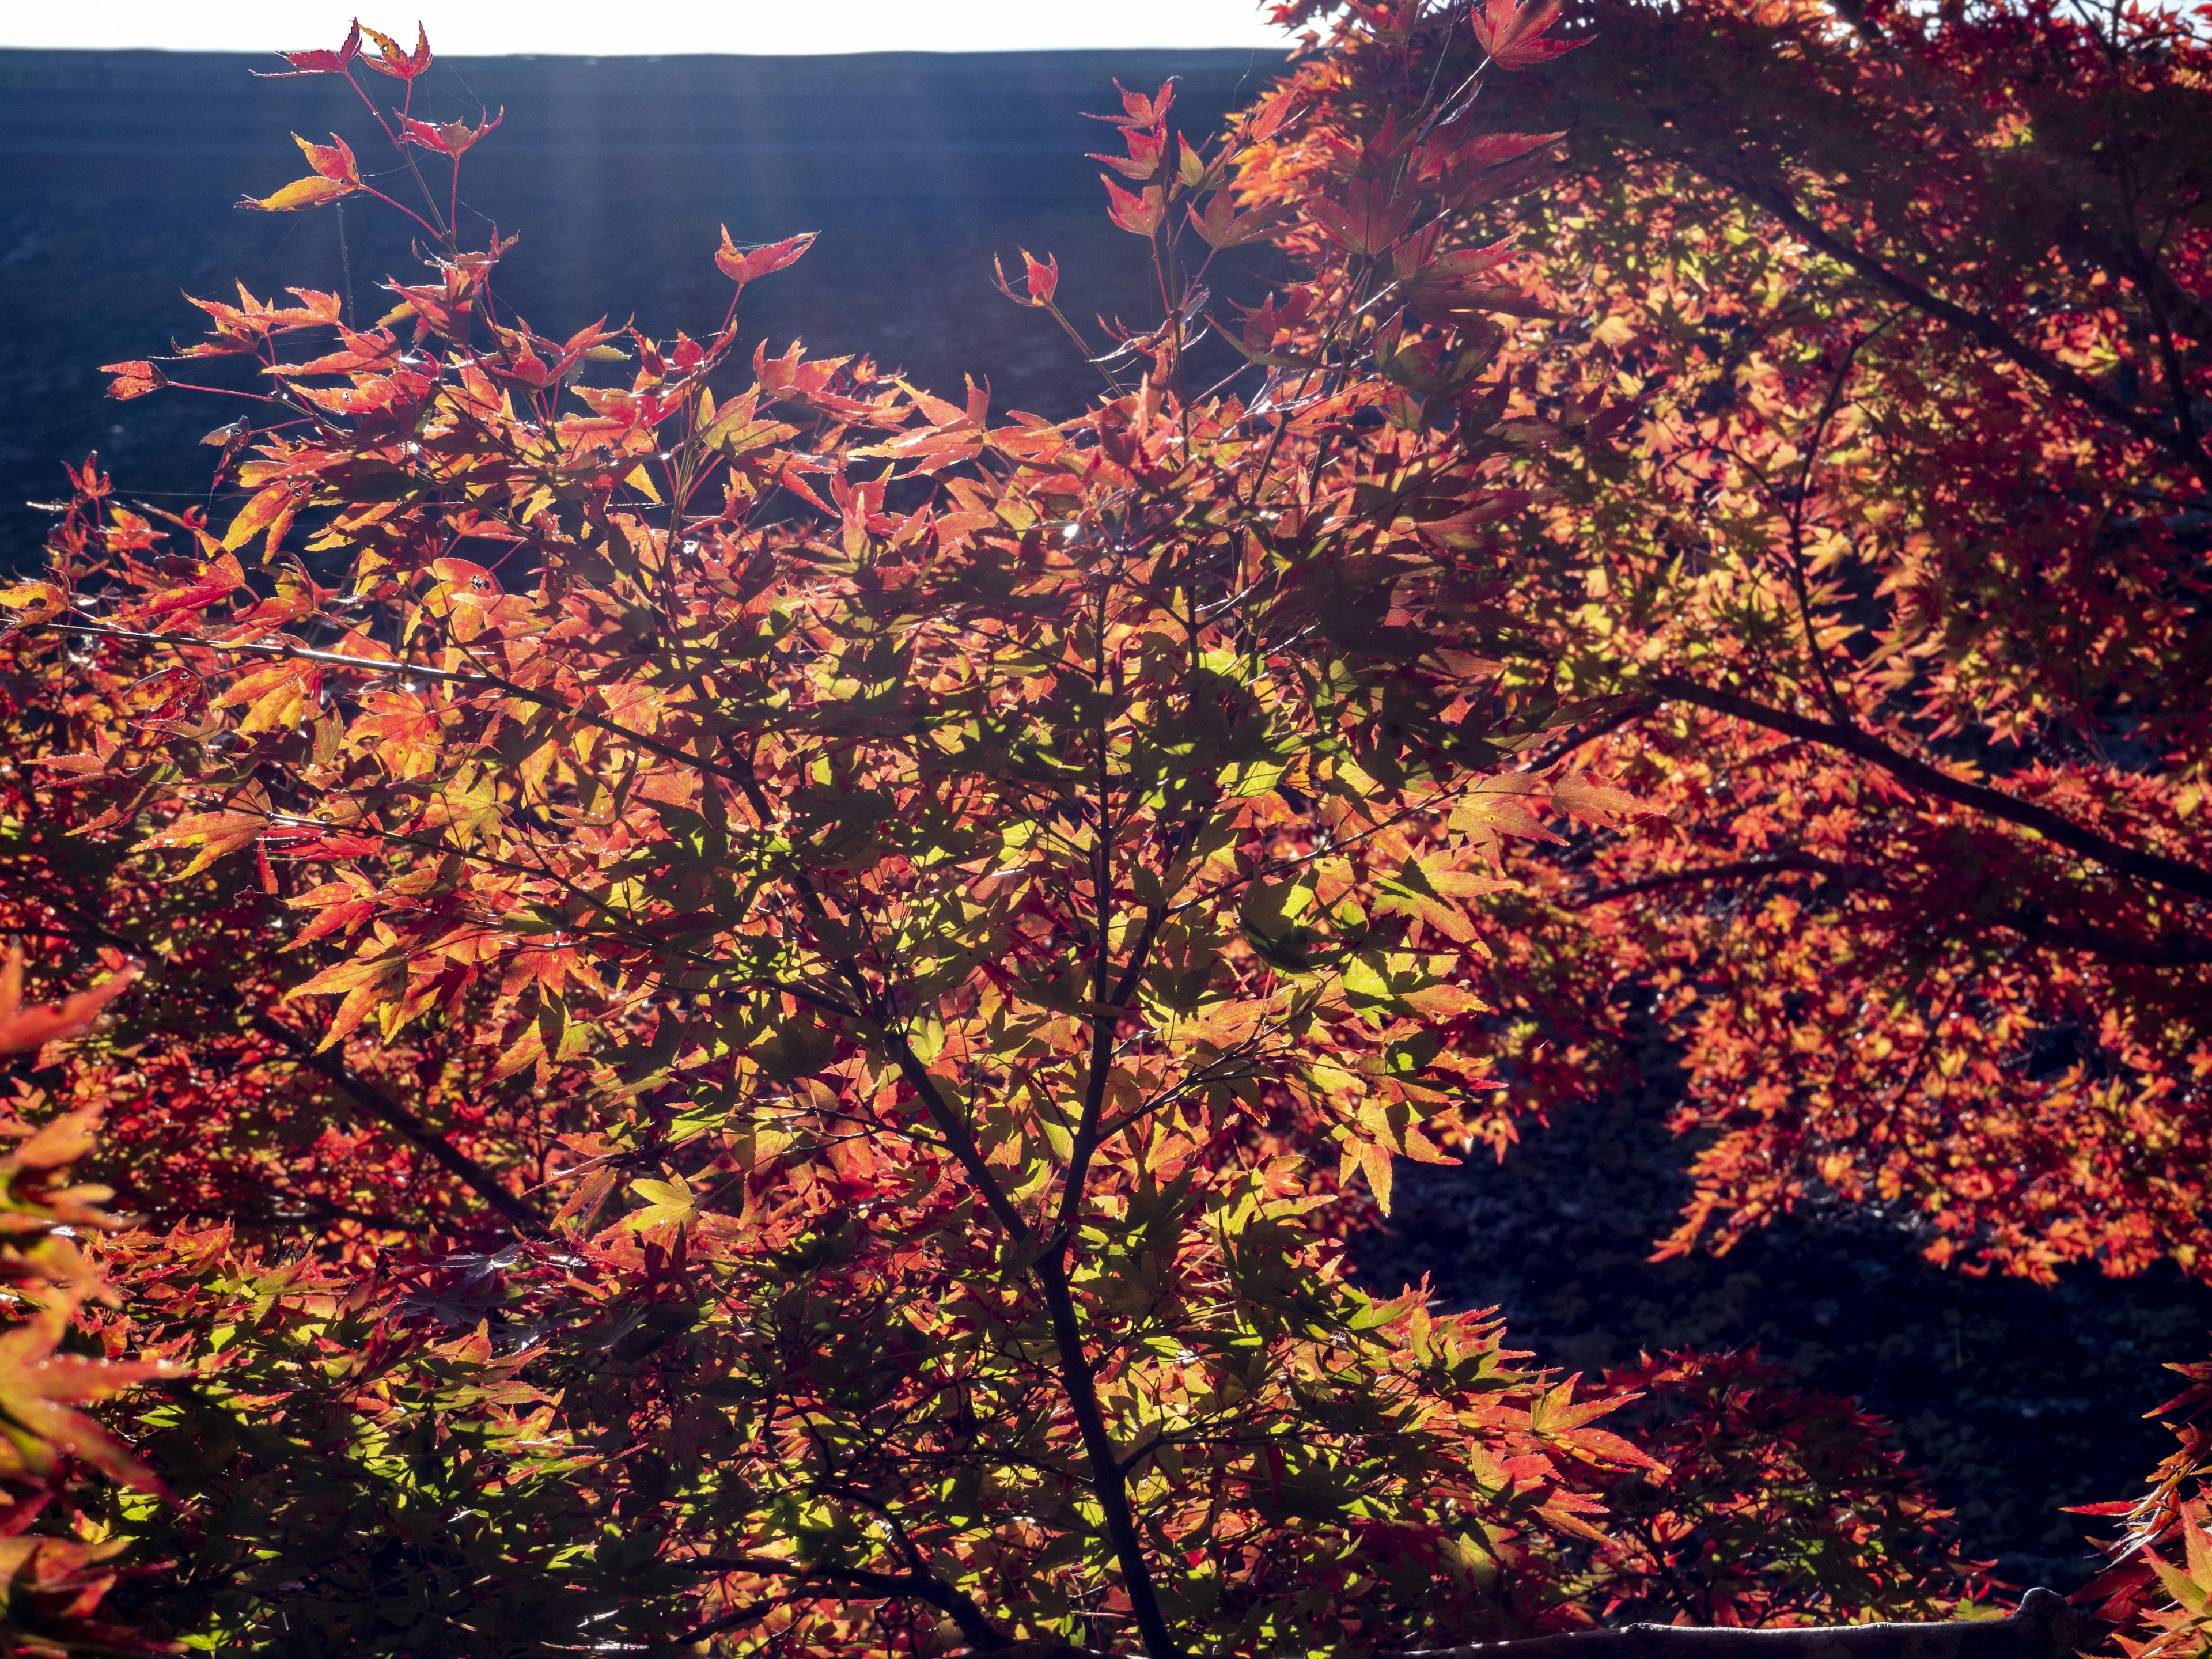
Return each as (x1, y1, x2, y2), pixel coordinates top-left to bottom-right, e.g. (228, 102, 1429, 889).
(3, 0, 2196, 1650)
(1234, 0, 2211, 1647)
(0, 10, 1703, 1654)
(1252, 0, 2212, 1281)
(1570, 1351, 1984, 1627)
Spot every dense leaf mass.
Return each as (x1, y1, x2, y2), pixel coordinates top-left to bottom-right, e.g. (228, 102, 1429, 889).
(1575, 1351, 1983, 1625)
(2, 10, 1673, 1653)
(1253, 0, 2212, 1283)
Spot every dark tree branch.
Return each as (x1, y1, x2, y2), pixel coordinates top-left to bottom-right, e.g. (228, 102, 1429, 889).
(1692, 176, 2212, 489)
(1783, 194, 2206, 477)
(679, 1555, 1005, 1652)
(1648, 676, 2212, 906)
(1566, 848, 2212, 965)
(1032, 1252, 1181, 1659)
(185, 1187, 413, 1233)
(245, 1012, 548, 1236)
(1567, 853, 1865, 908)
(725, 743, 1178, 1657)
(2080, 222, 2212, 346)
(717, 749, 1036, 1244)
(1059, 714, 1124, 1263)
(666, 1597, 772, 1649)
(1517, 698, 1662, 775)
(1995, 907, 2212, 967)
(3, 910, 548, 1236)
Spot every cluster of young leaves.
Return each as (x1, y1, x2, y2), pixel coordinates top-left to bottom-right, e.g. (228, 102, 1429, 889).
(1250, 0, 2212, 1283)
(0, 10, 1777, 1654)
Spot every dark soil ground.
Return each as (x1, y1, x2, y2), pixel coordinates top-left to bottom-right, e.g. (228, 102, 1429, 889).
(8, 43, 2208, 1596)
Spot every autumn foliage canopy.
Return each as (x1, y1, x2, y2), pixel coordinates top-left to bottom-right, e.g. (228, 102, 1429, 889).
(0, 0, 2207, 1653)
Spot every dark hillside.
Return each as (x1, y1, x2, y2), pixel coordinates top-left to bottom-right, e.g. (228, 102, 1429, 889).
(0, 46, 1275, 563)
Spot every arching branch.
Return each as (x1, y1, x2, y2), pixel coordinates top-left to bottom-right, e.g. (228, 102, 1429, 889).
(1712, 175, 2212, 488)
(1649, 676, 2212, 906)
(2, 911, 548, 1235)
(679, 1555, 1006, 1652)
(1565, 852, 2212, 964)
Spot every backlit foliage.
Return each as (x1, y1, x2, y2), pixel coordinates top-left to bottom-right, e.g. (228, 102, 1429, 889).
(1253, 0, 2212, 1283)
(2, 0, 2166, 1650)
(1, 9, 1694, 1654)
(2077, 1357, 2212, 1659)
(1574, 1351, 1987, 1627)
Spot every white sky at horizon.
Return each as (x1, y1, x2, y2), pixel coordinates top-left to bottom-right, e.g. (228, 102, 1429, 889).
(0, 1, 1291, 56)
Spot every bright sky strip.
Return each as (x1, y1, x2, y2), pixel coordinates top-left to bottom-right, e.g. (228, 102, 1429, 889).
(1, 1, 1291, 56)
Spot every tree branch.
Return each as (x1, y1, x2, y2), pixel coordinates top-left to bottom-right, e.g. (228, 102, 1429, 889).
(1995, 907, 2212, 968)
(724, 722, 1179, 1657)
(6, 907, 550, 1236)
(245, 1012, 548, 1236)
(1706, 176, 2212, 488)
(1516, 698, 1662, 776)
(1031, 1253, 1181, 1659)
(666, 1597, 773, 1649)
(718, 753, 1033, 1244)
(1059, 717, 1123, 1261)
(1565, 847, 2212, 965)
(679, 1555, 1005, 1652)
(1648, 676, 2212, 906)
(1567, 853, 1865, 908)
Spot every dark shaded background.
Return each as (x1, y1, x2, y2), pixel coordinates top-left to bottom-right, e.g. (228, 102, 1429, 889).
(0, 47, 1276, 563)
(1350, 1071, 2212, 1589)
(5, 42, 2207, 1594)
